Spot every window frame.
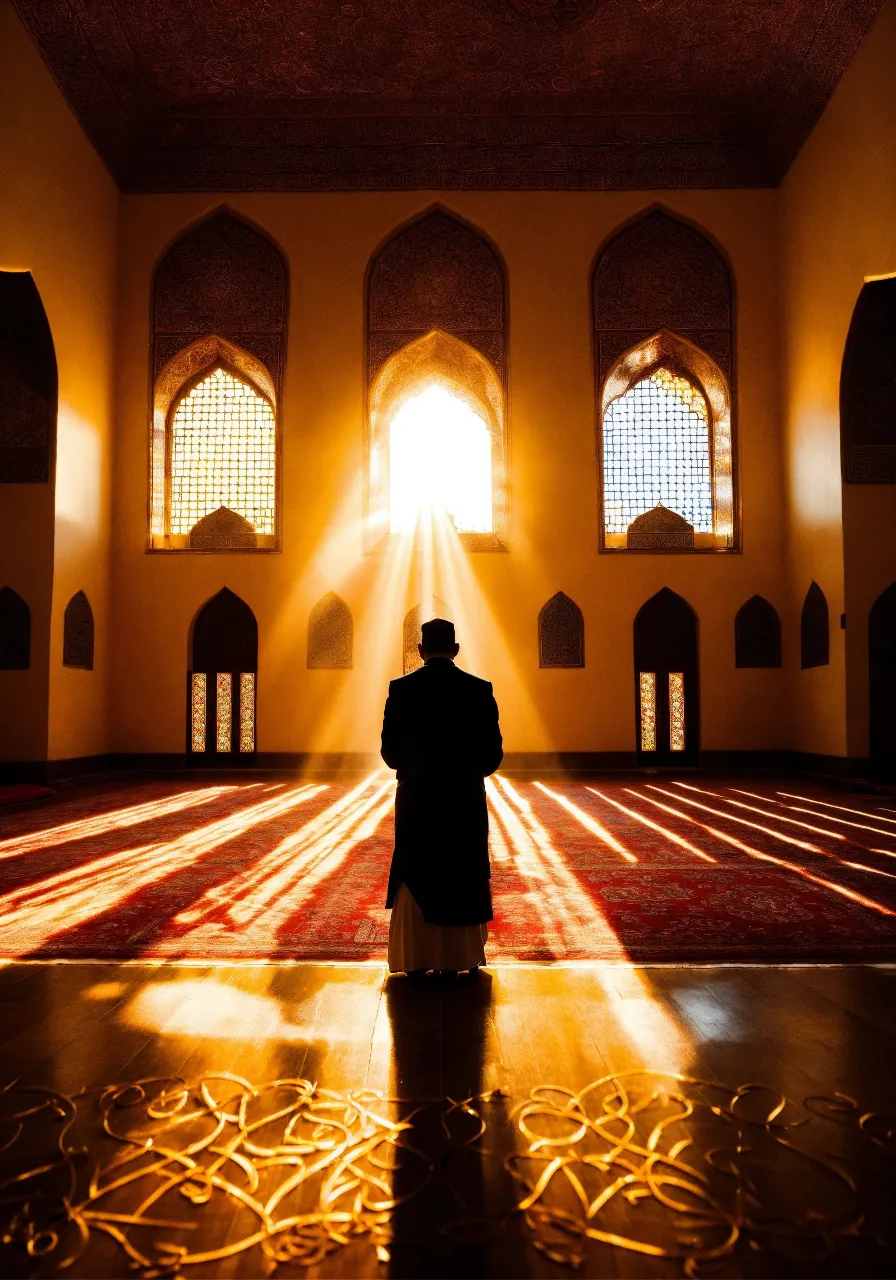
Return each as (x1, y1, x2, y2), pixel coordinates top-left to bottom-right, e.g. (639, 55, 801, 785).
(597, 330, 739, 554)
(148, 335, 281, 553)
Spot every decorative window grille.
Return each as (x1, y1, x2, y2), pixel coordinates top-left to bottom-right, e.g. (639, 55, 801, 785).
(639, 672, 657, 752)
(239, 673, 256, 752)
(668, 673, 685, 751)
(169, 368, 275, 538)
(603, 368, 712, 537)
(190, 673, 207, 752)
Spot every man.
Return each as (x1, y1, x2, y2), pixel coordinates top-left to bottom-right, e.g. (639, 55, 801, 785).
(381, 618, 503, 977)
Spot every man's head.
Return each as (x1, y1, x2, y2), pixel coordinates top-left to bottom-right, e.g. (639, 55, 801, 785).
(419, 617, 459, 662)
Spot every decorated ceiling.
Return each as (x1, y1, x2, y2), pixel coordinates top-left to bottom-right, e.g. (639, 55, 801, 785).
(13, 0, 885, 191)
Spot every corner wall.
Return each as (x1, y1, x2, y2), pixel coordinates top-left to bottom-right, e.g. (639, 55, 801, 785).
(0, 0, 119, 770)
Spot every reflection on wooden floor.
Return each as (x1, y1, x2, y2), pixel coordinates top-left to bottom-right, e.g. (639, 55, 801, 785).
(1, 962, 894, 1277)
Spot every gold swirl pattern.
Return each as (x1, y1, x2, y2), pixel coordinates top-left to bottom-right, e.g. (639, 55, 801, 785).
(0, 1071, 893, 1275)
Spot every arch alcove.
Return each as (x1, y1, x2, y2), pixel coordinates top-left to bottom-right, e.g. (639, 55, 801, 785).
(0, 587, 30, 670)
(403, 598, 452, 675)
(188, 588, 258, 759)
(308, 593, 353, 669)
(841, 276, 896, 482)
(633, 588, 699, 764)
(800, 582, 829, 670)
(63, 591, 94, 671)
(0, 271, 57, 483)
(538, 593, 584, 668)
(735, 595, 782, 668)
(869, 582, 896, 777)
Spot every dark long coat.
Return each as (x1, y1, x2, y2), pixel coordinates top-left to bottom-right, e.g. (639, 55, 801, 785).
(381, 658, 503, 926)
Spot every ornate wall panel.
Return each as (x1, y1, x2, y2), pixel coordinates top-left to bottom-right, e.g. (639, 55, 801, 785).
(62, 592, 94, 671)
(538, 593, 585, 668)
(800, 582, 829, 670)
(841, 277, 896, 483)
(368, 210, 505, 383)
(0, 272, 57, 483)
(0, 587, 30, 670)
(308, 594, 353, 670)
(626, 504, 695, 550)
(188, 507, 257, 551)
(153, 211, 288, 394)
(594, 210, 732, 384)
(734, 595, 782, 668)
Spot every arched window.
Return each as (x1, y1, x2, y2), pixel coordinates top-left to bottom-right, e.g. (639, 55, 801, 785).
(188, 589, 257, 758)
(539, 593, 584, 668)
(403, 598, 452, 675)
(0, 272, 57, 483)
(63, 591, 94, 670)
(800, 582, 829, 670)
(0, 587, 30, 669)
(841, 276, 896, 482)
(308, 593, 353, 669)
(735, 595, 782, 668)
(634, 588, 699, 764)
(367, 210, 507, 550)
(150, 210, 287, 550)
(594, 210, 736, 552)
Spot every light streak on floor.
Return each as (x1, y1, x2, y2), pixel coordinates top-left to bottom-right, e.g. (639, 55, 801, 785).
(778, 792, 896, 827)
(587, 787, 716, 862)
(533, 782, 638, 863)
(0, 785, 240, 860)
(644, 785, 896, 918)
(0, 786, 323, 956)
(765, 793, 896, 842)
(661, 785, 822, 854)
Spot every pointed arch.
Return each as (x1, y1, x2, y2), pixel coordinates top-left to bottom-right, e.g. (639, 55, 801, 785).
(0, 587, 30, 670)
(800, 582, 829, 670)
(841, 276, 896, 482)
(308, 593, 353, 669)
(403, 598, 452, 675)
(735, 595, 782, 668)
(869, 582, 896, 774)
(538, 593, 584, 668)
(367, 207, 506, 383)
(63, 591, 94, 670)
(0, 271, 57, 483)
(188, 588, 258, 758)
(594, 210, 737, 553)
(633, 588, 699, 763)
(150, 210, 287, 551)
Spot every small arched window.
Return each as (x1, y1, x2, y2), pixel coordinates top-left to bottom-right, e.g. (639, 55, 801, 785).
(150, 210, 287, 551)
(801, 582, 830, 670)
(594, 210, 736, 553)
(539, 593, 584, 668)
(0, 587, 30, 669)
(188, 588, 258, 757)
(308, 593, 353, 669)
(63, 591, 94, 670)
(735, 596, 782, 668)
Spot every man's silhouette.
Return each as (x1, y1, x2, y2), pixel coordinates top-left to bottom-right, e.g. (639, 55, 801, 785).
(381, 618, 503, 976)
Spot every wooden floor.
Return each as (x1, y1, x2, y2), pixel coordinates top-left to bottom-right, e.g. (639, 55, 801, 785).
(1, 961, 895, 1278)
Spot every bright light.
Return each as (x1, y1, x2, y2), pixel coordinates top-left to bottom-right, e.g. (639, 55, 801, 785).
(389, 384, 492, 533)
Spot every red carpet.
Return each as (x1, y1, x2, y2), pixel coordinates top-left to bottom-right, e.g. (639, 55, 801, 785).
(0, 775, 894, 962)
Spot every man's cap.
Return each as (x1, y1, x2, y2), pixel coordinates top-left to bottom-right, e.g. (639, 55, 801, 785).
(420, 617, 455, 650)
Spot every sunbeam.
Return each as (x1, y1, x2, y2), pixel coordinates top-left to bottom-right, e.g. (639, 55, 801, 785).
(588, 787, 716, 862)
(533, 782, 638, 862)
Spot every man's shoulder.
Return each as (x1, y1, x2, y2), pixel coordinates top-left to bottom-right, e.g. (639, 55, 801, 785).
(454, 667, 493, 694)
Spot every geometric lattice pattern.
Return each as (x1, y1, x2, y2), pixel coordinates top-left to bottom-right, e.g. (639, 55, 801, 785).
(639, 671, 656, 751)
(170, 368, 275, 536)
(603, 368, 712, 535)
(669, 672, 685, 751)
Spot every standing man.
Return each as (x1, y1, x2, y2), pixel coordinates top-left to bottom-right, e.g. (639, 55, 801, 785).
(381, 618, 503, 977)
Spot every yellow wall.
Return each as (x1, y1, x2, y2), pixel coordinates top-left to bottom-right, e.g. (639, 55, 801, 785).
(0, 0, 119, 765)
(112, 191, 786, 757)
(780, 0, 896, 759)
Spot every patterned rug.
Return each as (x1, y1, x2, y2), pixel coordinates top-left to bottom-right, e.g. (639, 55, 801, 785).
(1, 775, 894, 962)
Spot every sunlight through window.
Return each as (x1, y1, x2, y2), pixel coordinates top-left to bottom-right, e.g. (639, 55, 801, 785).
(389, 385, 492, 534)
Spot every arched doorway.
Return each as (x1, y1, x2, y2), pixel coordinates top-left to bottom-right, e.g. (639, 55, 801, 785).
(634, 588, 699, 766)
(188, 588, 258, 763)
(869, 582, 896, 778)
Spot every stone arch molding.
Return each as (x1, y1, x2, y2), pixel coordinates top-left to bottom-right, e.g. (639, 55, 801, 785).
(367, 329, 507, 551)
(599, 329, 735, 552)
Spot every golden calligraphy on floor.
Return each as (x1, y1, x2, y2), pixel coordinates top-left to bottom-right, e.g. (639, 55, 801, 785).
(1, 1070, 894, 1276)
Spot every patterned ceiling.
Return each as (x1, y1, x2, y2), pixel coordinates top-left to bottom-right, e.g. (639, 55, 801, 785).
(13, 0, 885, 191)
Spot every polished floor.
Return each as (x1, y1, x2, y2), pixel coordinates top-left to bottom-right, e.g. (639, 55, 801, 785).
(1, 960, 894, 1277)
